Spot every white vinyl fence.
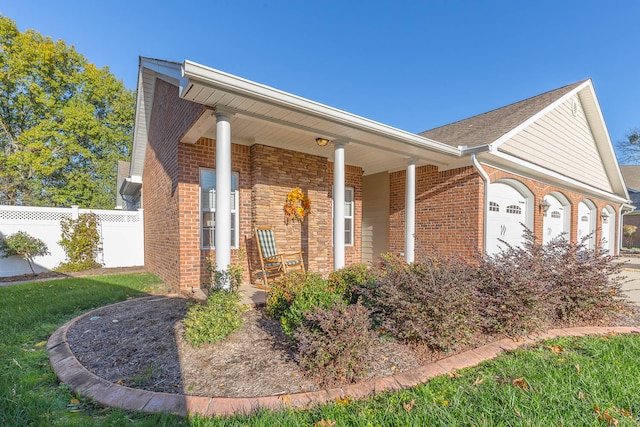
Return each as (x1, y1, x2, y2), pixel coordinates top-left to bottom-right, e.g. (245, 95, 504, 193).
(0, 205, 144, 277)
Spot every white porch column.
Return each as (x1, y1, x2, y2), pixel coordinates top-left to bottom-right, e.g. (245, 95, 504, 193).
(215, 110, 233, 281)
(333, 141, 346, 270)
(405, 159, 416, 263)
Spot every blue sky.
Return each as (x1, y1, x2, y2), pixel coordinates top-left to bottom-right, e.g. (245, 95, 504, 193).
(2, 1, 639, 160)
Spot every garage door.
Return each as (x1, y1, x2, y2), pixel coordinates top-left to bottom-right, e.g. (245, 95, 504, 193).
(486, 182, 527, 255)
(577, 201, 594, 249)
(542, 195, 566, 244)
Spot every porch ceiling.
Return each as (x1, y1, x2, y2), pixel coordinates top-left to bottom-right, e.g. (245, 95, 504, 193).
(180, 60, 464, 175)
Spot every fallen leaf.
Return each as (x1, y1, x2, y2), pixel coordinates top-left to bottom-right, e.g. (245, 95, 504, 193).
(447, 370, 461, 378)
(335, 396, 350, 406)
(546, 345, 563, 354)
(578, 391, 586, 400)
(314, 420, 336, 427)
(473, 377, 484, 386)
(575, 364, 580, 373)
(403, 399, 415, 412)
(34, 341, 46, 347)
(279, 394, 292, 405)
(69, 398, 80, 404)
(514, 408, 522, 418)
(619, 408, 632, 418)
(598, 409, 618, 426)
(512, 377, 529, 391)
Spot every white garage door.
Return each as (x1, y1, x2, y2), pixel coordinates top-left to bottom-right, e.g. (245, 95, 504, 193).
(542, 195, 566, 244)
(486, 183, 527, 255)
(577, 201, 594, 249)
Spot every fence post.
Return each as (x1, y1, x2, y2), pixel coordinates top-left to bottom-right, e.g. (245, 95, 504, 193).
(71, 205, 79, 220)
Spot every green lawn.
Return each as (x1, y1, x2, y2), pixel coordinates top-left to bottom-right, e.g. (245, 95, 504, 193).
(1, 274, 640, 426)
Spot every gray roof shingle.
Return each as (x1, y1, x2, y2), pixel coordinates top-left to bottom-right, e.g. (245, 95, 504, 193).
(419, 80, 588, 148)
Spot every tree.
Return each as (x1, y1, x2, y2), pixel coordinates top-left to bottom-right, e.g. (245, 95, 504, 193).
(0, 231, 49, 274)
(617, 128, 640, 165)
(0, 16, 135, 208)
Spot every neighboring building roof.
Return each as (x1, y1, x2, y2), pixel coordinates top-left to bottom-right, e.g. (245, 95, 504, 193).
(621, 165, 640, 191)
(419, 81, 586, 148)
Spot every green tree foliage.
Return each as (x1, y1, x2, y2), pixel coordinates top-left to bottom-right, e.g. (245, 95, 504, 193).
(0, 16, 134, 208)
(0, 231, 49, 274)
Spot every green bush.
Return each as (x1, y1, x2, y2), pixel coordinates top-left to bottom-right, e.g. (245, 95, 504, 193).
(361, 253, 479, 351)
(0, 231, 49, 274)
(265, 271, 309, 320)
(280, 273, 344, 338)
(57, 213, 102, 272)
(183, 290, 246, 347)
(328, 263, 375, 303)
(295, 300, 375, 387)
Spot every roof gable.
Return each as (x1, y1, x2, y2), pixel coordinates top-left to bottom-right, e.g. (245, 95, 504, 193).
(419, 81, 585, 148)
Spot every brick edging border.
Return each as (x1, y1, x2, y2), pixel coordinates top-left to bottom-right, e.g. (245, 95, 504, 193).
(47, 296, 640, 417)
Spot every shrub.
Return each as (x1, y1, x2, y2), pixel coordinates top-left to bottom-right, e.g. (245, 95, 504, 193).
(202, 249, 245, 293)
(541, 235, 624, 324)
(328, 263, 375, 303)
(295, 300, 375, 387)
(0, 231, 49, 274)
(361, 253, 479, 351)
(58, 213, 102, 272)
(477, 229, 625, 336)
(183, 290, 246, 347)
(476, 230, 550, 337)
(265, 271, 309, 320)
(279, 273, 344, 338)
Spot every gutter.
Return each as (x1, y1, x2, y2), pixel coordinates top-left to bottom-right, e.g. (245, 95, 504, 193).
(471, 153, 490, 254)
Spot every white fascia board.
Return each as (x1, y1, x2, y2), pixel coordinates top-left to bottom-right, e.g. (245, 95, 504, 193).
(490, 80, 591, 150)
(578, 83, 630, 200)
(481, 150, 630, 204)
(181, 60, 461, 157)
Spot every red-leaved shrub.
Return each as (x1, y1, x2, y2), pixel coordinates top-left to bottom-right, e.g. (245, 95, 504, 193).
(295, 300, 375, 387)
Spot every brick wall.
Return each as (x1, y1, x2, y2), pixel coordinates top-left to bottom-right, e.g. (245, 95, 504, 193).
(389, 165, 484, 261)
(388, 163, 620, 263)
(143, 78, 205, 290)
(177, 139, 252, 290)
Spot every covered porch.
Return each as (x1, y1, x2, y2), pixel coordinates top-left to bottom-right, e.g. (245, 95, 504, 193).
(176, 60, 466, 283)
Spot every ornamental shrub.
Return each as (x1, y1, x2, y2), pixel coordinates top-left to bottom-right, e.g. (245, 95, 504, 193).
(57, 213, 102, 272)
(534, 233, 624, 324)
(279, 273, 344, 338)
(361, 253, 479, 351)
(266, 271, 309, 320)
(183, 289, 246, 347)
(0, 231, 49, 274)
(295, 300, 375, 387)
(476, 231, 550, 337)
(328, 263, 375, 303)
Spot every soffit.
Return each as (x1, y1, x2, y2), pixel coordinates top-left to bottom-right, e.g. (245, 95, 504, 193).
(179, 61, 462, 175)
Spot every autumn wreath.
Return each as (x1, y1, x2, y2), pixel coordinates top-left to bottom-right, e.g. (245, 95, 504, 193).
(283, 187, 311, 224)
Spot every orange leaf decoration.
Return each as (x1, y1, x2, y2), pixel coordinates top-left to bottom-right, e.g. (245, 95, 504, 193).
(284, 187, 311, 224)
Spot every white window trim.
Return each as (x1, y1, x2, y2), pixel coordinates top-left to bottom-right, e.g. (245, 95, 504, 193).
(331, 186, 355, 247)
(200, 168, 239, 250)
(345, 186, 354, 247)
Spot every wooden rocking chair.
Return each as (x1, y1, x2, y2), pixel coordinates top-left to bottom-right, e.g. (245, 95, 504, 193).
(254, 225, 305, 289)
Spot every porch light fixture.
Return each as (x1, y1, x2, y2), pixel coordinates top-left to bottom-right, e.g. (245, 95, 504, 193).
(539, 198, 551, 213)
(315, 137, 330, 147)
(601, 210, 610, 222)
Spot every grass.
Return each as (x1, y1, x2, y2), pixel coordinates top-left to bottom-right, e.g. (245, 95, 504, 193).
(2, 274, 640, 426)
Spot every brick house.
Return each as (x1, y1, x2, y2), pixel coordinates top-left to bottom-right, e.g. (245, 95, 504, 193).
(120, 57, 631, 293)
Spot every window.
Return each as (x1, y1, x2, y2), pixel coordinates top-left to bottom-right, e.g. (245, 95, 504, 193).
(345, 187, 354, 246)
(506, 205, 522, 214)
(489, 201, 499, 212)
(200, 168, 239, 249)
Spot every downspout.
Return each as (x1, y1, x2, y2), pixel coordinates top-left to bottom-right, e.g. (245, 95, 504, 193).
(471, 152, 490, 254)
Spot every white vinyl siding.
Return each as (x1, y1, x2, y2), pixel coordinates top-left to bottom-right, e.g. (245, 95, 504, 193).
(200, 169, 239, 249)
(362, 172, 389, 264)
(499, 96, 612, 193)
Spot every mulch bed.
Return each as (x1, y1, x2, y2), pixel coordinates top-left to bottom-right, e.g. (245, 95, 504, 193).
(64, 295, 640, 398)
